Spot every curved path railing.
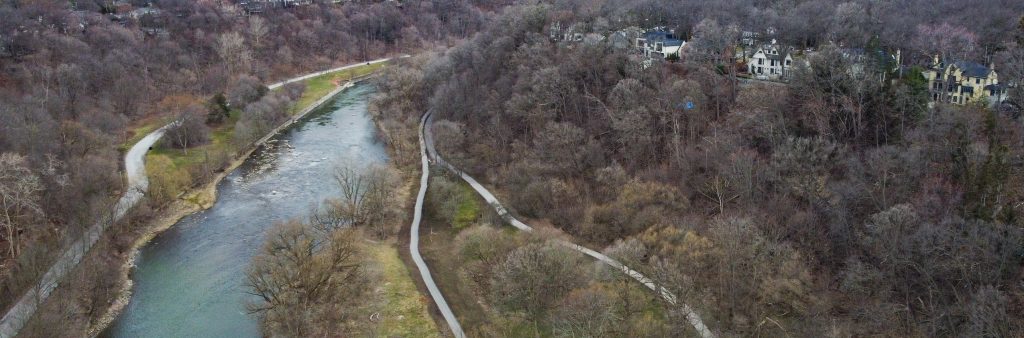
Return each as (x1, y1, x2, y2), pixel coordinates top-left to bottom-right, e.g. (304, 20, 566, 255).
(0, 57, 397, 338)
(422, 112, 715, 338)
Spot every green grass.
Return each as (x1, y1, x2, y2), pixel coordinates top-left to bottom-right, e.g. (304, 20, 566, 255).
(453, 183, 480, 229)
(119, 118, 167, 152)
(363, 243, 441, 337)
(291, 62, 387, 114)
(147, 110, 239, 170)
(145, 62, 387, 203)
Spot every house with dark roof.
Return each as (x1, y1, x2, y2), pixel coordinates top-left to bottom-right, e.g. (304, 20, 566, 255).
(923, 56, 1005, 106)
(839, 47, 901, 82)
(748, 40, 793, 81)
(636, 29, 685, 60)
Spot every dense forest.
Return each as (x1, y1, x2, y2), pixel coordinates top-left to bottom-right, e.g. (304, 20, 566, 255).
(2, 0, 1024, 336)
(0, 0, 510, 334)
(371, 1, 1024, 336)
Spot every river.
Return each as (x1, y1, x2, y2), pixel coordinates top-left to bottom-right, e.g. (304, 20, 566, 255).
(102, 83, 386, 337)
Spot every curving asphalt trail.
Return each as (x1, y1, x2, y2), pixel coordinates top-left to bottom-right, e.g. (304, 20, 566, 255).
(0, 127, 167, 338)
(266, 56, 403, 90)
(0, 57, 403, 338)
(410, 113, 466, 338)
(422, 112, 716, 338)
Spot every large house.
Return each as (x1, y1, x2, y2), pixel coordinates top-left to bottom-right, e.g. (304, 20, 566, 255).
(636, 30, 685, 60)
(923, 57, 1005, 106)
(839, 47, 901, 81)
(748, 41, 793, 80)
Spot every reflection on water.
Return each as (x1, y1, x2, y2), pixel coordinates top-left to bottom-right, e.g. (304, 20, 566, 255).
(103, 83, 386, 338)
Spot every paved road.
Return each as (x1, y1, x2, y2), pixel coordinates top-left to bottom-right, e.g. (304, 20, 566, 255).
(0, 58, 402, 338)
(410, 113, 465, 338)
(422, 112, 716, 338)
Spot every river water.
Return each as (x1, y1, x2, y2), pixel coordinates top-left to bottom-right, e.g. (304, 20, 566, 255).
(103, 83, 386, 337)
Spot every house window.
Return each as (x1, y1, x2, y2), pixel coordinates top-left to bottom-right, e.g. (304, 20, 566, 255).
(770, 68, 775, 75)
(757, 67, 763, 73)
(758, 59, 763, 65)
(975, 78, 980, 84)
(785, 60, 791, 66)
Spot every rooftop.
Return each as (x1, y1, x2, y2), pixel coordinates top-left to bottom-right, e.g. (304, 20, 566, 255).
(953, 60, 992, 78)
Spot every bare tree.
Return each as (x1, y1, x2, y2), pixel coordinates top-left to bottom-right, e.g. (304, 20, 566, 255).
(490, 242, 586, 321)
(247, 16, 269, 47)
(0, 153, 43, 257)
(215, 32, 252, 76)
(246, 220, 364, 337)
(163, 106, 211, 153)
(551, 286, 619, 338)
(311, 164, 399, 238)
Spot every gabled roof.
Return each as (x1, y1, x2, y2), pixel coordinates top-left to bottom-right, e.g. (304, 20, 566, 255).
(953, 61, 991, 78)
(754, 47, 789, 61)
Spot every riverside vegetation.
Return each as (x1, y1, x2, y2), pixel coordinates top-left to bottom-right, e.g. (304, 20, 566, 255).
(4, 0, 1024, 337)
(369, 4, 1024, 337)
(0, 0, 507, 335)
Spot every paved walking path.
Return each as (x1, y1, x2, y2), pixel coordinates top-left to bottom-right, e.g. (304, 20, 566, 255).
(0, 57, 399, 338)
(409, 113, 465, 338)
(422, 112, 715, 338)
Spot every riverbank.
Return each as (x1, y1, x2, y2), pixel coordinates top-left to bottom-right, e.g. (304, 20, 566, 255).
(0, 61, 390, 337)
(92, 77, 373, 336)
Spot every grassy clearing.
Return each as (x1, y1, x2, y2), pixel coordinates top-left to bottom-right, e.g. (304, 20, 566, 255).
(291, 62, 387, 114)
(120, 117, 168, 152)
(429, 174, 482, 230)
(420, 179, 508, 335)
(453, 182, 480, 229)
(147, 110, 239, 169)
(361, 242, 441, 337)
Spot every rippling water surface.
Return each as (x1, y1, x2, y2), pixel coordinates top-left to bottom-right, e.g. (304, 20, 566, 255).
(103, 83, 385, 337)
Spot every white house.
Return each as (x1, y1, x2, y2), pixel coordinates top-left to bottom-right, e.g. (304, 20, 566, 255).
(636, 30, 686, 60)
(748, 41, 793, 80)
